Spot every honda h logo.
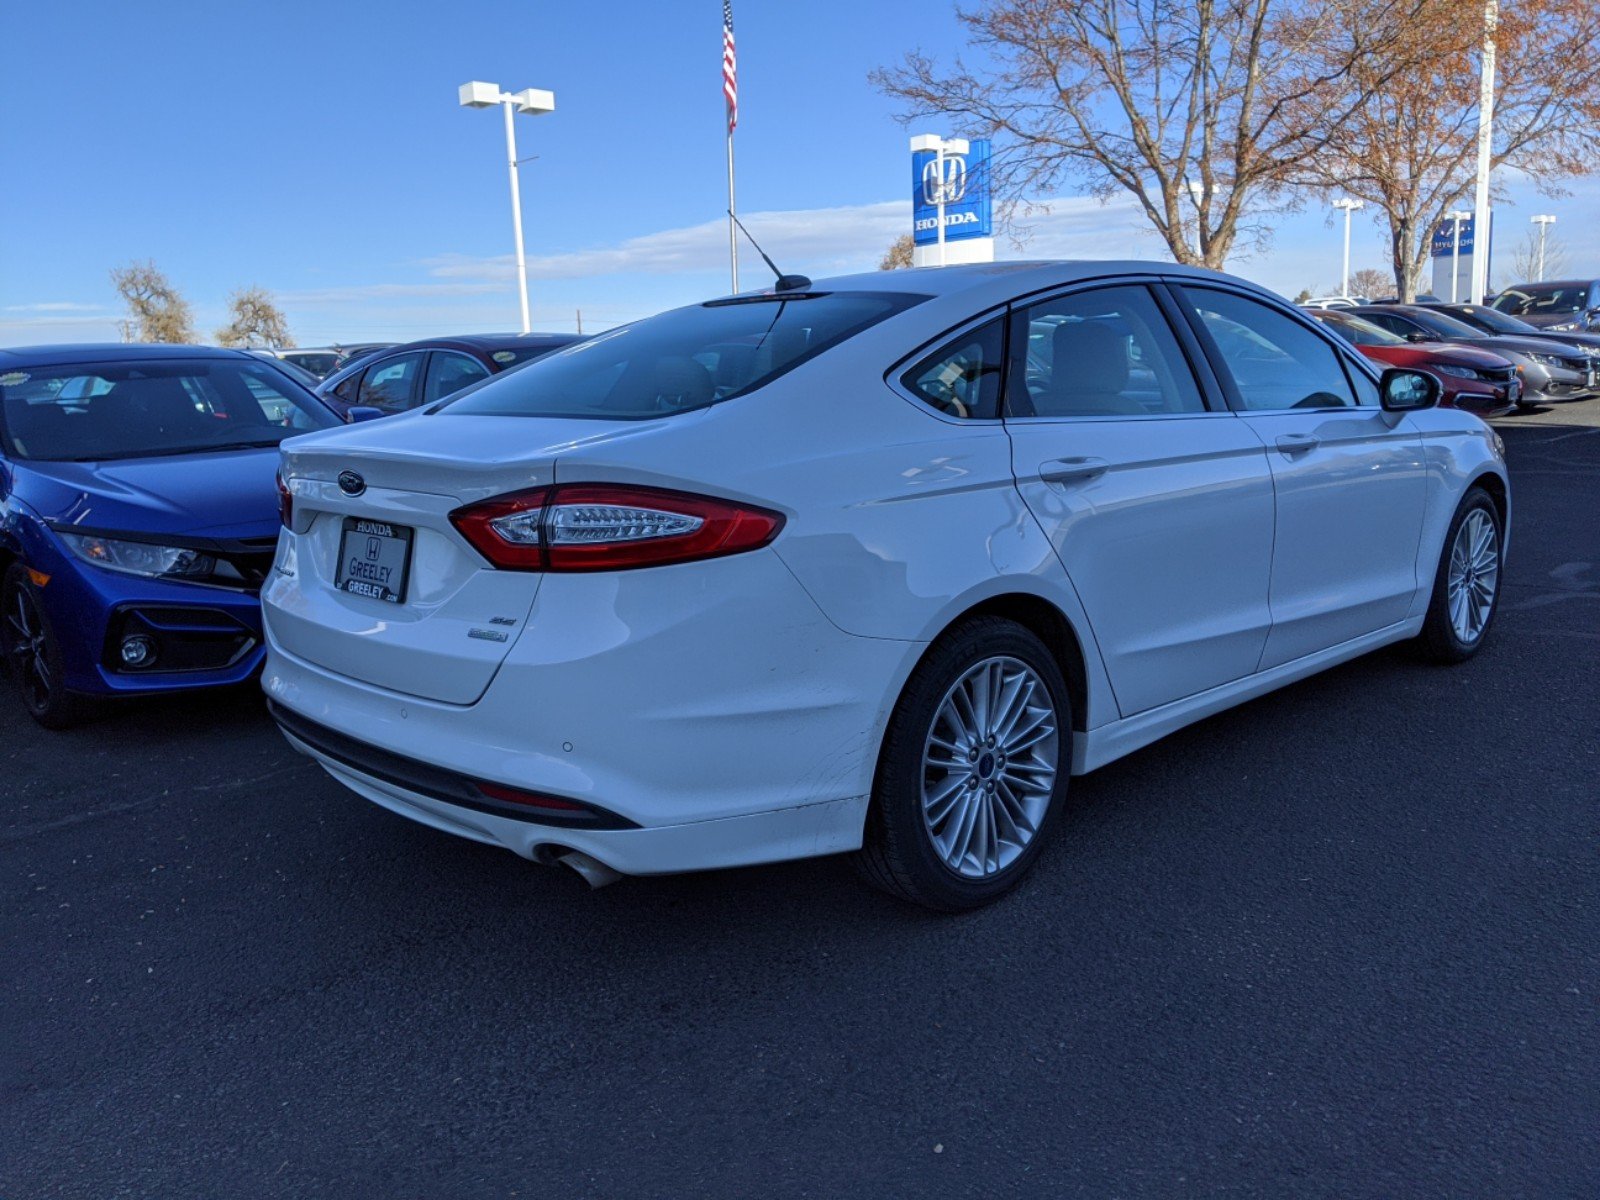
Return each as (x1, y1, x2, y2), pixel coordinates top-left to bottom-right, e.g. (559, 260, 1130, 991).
(337, 470, 366, 497)
(921, 154, 967, 206)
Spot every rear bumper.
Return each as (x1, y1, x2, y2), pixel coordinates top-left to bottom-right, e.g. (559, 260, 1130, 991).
(262, 547, 923, 874)
(281, 721, 867, 875)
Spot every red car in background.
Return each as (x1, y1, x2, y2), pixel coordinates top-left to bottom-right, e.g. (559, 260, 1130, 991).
(1310, 309, 1521, 417)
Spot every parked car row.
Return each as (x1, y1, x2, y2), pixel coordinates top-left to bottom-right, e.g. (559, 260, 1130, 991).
(1302, 279, 1600, 410)
(1, 263, 1515, 908)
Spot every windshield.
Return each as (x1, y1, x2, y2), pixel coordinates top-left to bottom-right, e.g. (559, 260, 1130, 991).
(443, 291, 928, 420)
(0, 358, 338, 462)
(1405, 309, 1484, 339)
(1317, 311, 1404, 347)
(1493, 283, 1591, 317)
(1442, 305, 1534, 334)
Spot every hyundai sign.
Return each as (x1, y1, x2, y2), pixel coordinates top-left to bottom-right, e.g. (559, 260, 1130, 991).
(912, 138, 993, 246)
(1430, 216, 1476, 257)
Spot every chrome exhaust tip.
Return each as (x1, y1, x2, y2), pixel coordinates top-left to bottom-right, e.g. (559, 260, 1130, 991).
(557, 849, 624, 890)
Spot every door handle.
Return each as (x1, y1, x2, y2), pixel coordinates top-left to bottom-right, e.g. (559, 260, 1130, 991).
(1275, 434, 1320, 455)
(1039, 456, 1110, 485)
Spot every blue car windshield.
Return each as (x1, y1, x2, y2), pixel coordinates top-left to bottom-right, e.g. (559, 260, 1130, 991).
(441, 291, 928, 420)
(0, 358, 338, 462)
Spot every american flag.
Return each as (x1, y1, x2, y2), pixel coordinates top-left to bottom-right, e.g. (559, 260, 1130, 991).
(722, 0, 738, 133)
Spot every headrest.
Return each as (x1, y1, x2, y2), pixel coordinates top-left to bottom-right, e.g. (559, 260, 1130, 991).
(1052, 321, 1129, 396)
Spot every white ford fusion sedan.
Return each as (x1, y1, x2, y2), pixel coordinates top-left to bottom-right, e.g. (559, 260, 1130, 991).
(264, 263, 1509, 909)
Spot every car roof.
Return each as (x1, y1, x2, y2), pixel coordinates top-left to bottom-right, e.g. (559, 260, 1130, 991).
(383, 333, 582, 354)
(0, 343, 255, 368)
(777, 260, 1240, 299)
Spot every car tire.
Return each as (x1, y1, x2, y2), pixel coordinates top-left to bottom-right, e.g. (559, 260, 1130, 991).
(1414, 487, 1504, 664)
(2, 562, 93, 729)
(855, 616, 1071, 911)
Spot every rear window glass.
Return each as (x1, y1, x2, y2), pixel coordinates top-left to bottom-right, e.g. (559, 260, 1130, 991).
(442, 291, 927, 420)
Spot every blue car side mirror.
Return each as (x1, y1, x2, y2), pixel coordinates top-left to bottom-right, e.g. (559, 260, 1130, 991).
(345, 406, 385, 423)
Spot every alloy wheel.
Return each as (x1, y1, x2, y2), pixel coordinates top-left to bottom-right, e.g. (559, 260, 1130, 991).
(1446, 508, 1500, 645)
(4, 585, 53, 711)
(920, 655, 1059, 879)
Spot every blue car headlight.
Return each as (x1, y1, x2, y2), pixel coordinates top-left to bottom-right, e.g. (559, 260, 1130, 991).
(58, 531, 217, 579)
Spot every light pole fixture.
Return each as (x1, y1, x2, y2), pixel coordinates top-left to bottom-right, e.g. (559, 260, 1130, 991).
(459, 80, 556, 334)
(1332, 197, 1364, 297)
(1531, 214, 1556, 281)
(910, 133, 969, 267)
(1446, 209, 1473, 303)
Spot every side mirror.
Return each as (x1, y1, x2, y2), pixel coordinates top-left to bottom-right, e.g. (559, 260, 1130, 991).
(345, 406, 385, 423)
(1379, 367, 1439, 412)
(1405, 330, 1433, 343)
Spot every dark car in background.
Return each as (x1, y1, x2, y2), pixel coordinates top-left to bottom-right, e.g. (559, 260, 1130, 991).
(1424, 302, 1600, 355)
(1310, 309, 1520, 417)
(0, 344, 341, 727)
(1349, 304, 1597, 404)
(316, 333, 582, 419)
(1490, 280, 1600, 333)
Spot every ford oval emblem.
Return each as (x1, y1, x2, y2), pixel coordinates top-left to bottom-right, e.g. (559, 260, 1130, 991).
(337, 470, 366, 497)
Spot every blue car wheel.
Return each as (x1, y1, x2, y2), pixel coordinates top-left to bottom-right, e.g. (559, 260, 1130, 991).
(3, 563, 92, 729)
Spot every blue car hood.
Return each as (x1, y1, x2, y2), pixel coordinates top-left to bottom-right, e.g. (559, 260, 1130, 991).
(16, 446, 282, 541)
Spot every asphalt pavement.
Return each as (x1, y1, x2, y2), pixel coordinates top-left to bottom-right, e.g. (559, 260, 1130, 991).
(4, 402, 1597, 1199)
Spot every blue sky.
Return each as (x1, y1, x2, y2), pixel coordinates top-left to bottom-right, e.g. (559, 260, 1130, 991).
(3, 0, 1596, 346)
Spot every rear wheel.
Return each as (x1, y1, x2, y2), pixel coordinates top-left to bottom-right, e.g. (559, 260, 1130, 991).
(2, 563, 92, 729)
(1415, 487, 1503, 663)
(856, 617, 1070, 911)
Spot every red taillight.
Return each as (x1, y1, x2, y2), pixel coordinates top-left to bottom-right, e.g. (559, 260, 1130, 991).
(476, 781, 590, 813)
(449, 483, 783, 572)
(276, 471, 293, 528)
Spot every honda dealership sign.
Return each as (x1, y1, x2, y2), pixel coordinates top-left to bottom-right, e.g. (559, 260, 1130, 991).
(912, 138, 994, 246)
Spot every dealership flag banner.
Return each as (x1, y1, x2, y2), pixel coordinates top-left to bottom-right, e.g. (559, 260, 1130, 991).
(723, 0, 739, 291)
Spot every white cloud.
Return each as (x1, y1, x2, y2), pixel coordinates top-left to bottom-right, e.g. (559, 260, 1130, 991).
(3, 301, 107, 313)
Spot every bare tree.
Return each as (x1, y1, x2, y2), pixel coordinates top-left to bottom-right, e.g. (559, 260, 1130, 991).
(216, 286, 294, 348)
(1505, 225, 1568, 285)
(1298, 0, 1600, 301)
(874, 0, 1430, 269)
(110, 260, 196, 343)
(879, 233, 916, 270)
(1348, 267, 1392, 300)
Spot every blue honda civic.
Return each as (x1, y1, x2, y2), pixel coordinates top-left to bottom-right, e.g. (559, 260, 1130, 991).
(0, 344, 342, 727)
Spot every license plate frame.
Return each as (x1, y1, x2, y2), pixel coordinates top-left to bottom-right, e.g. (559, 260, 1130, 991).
(335, 516, 415, 605)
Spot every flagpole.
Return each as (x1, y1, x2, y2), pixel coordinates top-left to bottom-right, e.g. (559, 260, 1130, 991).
(727, 130, 739, 293)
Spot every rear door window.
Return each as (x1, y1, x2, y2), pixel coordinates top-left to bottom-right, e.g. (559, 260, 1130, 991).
(1009, 285, 1207, 417)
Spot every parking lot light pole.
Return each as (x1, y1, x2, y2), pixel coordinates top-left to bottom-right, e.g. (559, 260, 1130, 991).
(459, 81, 556, 334)
(1531, 215, 1556, 281)
(1470, 0, 1498, 304)
(910, 134, 969, 267)
(1446, 210, 1473, 303)
(1332, 197, 1363, 297)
